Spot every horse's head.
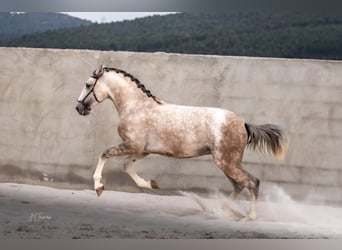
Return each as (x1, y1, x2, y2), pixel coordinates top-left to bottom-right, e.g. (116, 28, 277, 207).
(75, 65, 109, 116)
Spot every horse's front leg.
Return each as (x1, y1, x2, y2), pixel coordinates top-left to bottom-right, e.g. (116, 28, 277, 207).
(123, 155, 159, 190)
(93, 143, 135, 197)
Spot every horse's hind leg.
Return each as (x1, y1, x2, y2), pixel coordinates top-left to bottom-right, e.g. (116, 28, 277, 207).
(213, 154, 260, 220)
(124, 155, 159, 190)
(226, 166, 259, 220)
(238, 169, 259, 221)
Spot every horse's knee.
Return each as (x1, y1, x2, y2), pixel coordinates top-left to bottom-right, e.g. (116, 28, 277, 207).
(123, 157, 136, 172)
(101, 150, 111, 159)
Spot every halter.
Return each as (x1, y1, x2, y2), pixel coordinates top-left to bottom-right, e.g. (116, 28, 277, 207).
(77, 76, 101, 108)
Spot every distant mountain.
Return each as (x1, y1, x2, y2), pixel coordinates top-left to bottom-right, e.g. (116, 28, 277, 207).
(0, 12, 91, 40)
(2, 12, 342, 60)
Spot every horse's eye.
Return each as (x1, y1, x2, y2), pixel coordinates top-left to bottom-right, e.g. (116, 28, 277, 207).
(85, 83, 92, 88)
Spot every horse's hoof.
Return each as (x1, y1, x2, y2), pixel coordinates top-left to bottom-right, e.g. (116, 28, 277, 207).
(240, 215, 256, 222)
(240, 217, 250, 222)
(95, 185, 104, 197)
(150, 179, 159, 189)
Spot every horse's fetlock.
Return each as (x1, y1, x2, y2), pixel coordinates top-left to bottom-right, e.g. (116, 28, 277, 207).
(93, 174, 102, 181)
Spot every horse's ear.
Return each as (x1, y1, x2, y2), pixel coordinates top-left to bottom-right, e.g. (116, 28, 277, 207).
(93, 65, 106, 77)
(98, 65, 105, 76)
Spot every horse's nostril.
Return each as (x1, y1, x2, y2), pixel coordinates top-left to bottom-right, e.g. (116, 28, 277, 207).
(75, 106, 79, 112)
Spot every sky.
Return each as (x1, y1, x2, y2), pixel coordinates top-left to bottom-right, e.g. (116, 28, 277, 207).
(62, 12, 176, 23)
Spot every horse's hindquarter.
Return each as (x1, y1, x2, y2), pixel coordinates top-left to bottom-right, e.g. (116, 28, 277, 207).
(143, 104, 242, 158)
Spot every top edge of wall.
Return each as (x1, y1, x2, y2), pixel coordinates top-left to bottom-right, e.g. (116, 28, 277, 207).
(1, 46, 342, 64)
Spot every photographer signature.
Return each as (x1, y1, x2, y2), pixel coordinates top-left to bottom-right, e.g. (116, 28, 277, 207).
(28, 212, 52, 223)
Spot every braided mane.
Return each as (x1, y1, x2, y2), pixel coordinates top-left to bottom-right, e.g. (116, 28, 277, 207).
(93, 67, 161, 105)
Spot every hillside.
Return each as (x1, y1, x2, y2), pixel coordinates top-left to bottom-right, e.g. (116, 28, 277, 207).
(2, 12, 342, 60)
(0, 12, 91, 40)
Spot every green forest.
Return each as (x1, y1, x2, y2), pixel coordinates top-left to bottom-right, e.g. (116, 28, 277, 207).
(2, 12, 342, 60)
(0, 12, 90, 40)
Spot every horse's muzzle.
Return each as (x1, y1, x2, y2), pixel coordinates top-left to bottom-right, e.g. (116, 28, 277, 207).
(75, 102, 90, 116)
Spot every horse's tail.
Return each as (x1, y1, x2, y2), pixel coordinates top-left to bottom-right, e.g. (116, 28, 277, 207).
(244, 123, 288, 160)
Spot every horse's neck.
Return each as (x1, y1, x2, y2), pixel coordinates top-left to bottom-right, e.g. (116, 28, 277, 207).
(106, 73, 153, 117)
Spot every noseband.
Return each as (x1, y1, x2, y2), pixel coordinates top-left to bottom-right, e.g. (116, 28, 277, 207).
(77, 76, 101, 108)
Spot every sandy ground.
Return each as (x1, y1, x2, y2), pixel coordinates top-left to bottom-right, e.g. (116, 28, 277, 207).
(1, 182, 342, 239)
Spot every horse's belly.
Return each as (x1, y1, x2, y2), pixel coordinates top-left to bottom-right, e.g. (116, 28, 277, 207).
(146, 144, 211, 158)
(144, 133, 211, 158)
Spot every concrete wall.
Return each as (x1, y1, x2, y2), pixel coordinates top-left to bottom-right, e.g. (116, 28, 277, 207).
(0, 47, 341, 203)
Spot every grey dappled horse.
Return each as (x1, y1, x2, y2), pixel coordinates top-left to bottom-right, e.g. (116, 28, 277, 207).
(75, 65, 288, 220)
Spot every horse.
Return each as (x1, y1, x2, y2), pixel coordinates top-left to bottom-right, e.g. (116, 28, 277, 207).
(75, 65, 288, 220)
